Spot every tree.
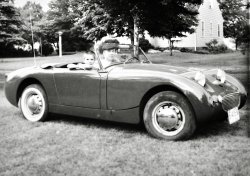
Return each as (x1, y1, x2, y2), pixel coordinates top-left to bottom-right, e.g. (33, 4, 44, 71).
(71, 0, 115, 41)
(37, 18, 58, 50)
(0, 0, 25, 56)
(45, 0, 92, 52)
(19, 1, 44, 55)
(218, 0, 248, 50)
(72, 0, 202, 56)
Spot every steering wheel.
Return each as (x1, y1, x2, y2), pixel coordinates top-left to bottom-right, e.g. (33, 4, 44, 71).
(124, 57, 140, 64)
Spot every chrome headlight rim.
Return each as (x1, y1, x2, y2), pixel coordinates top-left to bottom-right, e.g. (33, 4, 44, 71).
(194, 71, 206, 87)
(216, 69, 226, 84)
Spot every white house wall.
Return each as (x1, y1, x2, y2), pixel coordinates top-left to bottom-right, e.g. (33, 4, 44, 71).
(195, 0, 224, 47)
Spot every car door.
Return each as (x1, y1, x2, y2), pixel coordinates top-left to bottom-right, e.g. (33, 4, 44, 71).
(53, 68, 101, 108)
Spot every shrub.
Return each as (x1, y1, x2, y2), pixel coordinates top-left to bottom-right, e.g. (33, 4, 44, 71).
(40, 41, 54, 56)
(0, 43, 35, 57)
(205, 39, 228, 54)
(240, 43, 250, 55)
(217, 44, 228, 53)
(180, 48, 193, 52)
(193, 49, 210, 54)
(139, 38, 153, 52)
(153, 47, 168, 52)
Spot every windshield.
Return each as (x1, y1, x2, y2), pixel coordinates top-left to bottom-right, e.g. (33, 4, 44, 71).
(97, 44, 151, 68)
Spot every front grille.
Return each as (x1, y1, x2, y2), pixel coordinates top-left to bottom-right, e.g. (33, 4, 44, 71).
(222, 93, 240, 111)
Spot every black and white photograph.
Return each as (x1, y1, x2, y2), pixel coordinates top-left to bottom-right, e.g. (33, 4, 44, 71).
(0, 0, 249, 175)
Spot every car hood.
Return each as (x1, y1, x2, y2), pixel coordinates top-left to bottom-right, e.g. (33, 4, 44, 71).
(117, 63, 201, 74)
(111, 63, 243, 96)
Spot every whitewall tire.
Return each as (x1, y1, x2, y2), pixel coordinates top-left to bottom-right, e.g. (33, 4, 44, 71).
(20, 84, 48, 122)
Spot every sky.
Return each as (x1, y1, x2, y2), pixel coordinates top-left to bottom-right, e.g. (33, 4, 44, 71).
(14, 0, 51, 11)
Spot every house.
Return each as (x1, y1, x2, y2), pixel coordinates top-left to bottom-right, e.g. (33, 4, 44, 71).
(145, 0, 224, 50)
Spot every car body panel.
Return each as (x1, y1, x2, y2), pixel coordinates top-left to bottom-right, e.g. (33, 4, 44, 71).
(49, 104, 140, 124)
(53, 68, 101, 108)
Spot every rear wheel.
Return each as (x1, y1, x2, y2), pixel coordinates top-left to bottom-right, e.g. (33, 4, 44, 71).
(20, 84, 48, 122)
(143, 91, 196, 140)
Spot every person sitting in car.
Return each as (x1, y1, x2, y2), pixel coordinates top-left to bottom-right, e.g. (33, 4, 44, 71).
(98, 39, 121, 68)
(67, 51, 96, 70)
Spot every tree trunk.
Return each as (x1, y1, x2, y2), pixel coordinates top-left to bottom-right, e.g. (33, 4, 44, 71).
(235, 39, 238, 51)
(40, 37, 42, 56)
(130, 33, 134, 48)
(169, 38, 173, 56)
(31, 42, 34, 56)
(133, 16, 139, 58)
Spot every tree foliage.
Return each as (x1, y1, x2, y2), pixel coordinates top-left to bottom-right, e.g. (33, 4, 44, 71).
(19, 1, 44, 52)
(71, 0, 115, 41)
(218, 0, 248, 50)
(45, 0, 92, 52)
(39, 40, 54, 56)
(18, 1, 50, 56)
(47, 0, 74, 30)
(0, 0, 25, 45)
(70, 0, 201, 56)
(72, 0, 201, 40)
(0, 0, 27, 57)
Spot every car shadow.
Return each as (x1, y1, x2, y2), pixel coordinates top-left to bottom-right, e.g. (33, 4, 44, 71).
(193, 118, 247, 140)
(48, 113, 247, 140)
(48, 113, 146, 135)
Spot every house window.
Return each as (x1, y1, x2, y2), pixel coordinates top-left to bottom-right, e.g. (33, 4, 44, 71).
(218, 24, 220, 37)
(202, 21, 205, 37)
(210, 23, 213, 35)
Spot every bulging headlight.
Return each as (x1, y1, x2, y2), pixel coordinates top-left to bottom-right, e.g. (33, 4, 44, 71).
(194, 71, 206, 86)
(216, 69, 226, 83)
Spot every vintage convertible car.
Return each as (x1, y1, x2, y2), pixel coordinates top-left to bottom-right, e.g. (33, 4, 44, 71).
(4, 46, 247, 140)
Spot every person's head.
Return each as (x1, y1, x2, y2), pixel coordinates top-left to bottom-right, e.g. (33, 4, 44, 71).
(83, 52, 95, 67)
(99, 39, 119, 55)
(101, 43, 119, 62)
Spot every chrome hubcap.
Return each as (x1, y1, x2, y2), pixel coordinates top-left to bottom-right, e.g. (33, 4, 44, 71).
(26, 95, 43, 114)
(157, 107, 179, 129)
(152, 101, 185, 136)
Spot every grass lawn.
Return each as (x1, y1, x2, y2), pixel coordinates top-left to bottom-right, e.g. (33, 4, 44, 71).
(0, 52, 249, 175)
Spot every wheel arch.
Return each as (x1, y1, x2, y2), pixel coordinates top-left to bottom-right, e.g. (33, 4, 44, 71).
(16, 78, 46, 105)
(139, 85, 197, 123)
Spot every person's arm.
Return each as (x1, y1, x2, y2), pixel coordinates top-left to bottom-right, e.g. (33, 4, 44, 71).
(67, 63, 85, 70)
(77, 63, 87, 69)
(67, 63, 77, 69)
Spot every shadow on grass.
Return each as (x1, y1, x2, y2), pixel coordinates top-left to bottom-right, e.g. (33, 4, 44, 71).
(194, 121, 230, 139)
(194, 114, 248, 140)
(47, 113, 244, 140)
(48, 113, 146, 135)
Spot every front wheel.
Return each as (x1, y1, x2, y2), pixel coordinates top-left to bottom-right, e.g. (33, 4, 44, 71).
(20, 84, 48, 122)
(143, 91, 196, 140)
